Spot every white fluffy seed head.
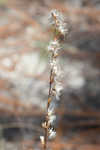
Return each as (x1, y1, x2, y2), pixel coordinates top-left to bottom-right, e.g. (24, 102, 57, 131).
(55, 83, 63, 93)
(48, 105, 54, 116)
(48, 115, 56, 125)
(50, 58, 57, 67)
(54, 82, 63, 100)
(40, 136, 45, 145)
(48, 40, 60, 53)
(58, 25, 68, 36)
(48, 100, 56, 116)
(49, 128, 56, 139)
(49, 9, 69, 38)
(49, 9, 64, 25)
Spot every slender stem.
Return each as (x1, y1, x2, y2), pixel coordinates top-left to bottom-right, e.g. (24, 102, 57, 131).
(43, 66, 53, 150)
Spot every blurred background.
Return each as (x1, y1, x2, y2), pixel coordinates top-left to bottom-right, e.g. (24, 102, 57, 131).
(0, 0, 100, 149)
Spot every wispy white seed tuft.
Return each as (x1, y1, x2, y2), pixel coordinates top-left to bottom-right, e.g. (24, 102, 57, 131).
(48, 128, 56, 139)
(49, 9, 64, 25)
(48, 115, 56, 125)
(50, 58, 57, 68)
(48, 40, 61, 53)
(40, 136, 45, 145)
(55, 82, 63, 100)
(48, 102, 56, 116)
(55, 82, 63, 93)
(49, 9, 69, 38)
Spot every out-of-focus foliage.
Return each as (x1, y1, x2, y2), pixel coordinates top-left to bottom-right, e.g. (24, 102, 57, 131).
(0, 0, 7, 5)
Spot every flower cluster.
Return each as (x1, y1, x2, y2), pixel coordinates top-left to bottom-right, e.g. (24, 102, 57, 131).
(48, 39, 64, 100)
(48, 40, 61, 56)
(49, 9, 69, 39)
(40, 9, 69, 150)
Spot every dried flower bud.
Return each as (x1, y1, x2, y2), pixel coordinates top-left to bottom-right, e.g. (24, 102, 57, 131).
(49, 9, 64, 26)
(42, 122, 47, 128)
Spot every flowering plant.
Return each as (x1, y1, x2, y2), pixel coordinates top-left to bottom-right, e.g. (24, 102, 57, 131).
(40, 9, 69, 150)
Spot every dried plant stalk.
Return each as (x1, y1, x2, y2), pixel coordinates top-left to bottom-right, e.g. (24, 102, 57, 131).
(40, 9, 69, 150)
